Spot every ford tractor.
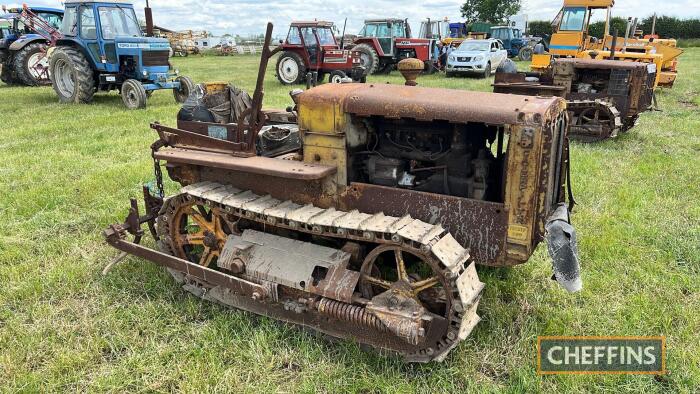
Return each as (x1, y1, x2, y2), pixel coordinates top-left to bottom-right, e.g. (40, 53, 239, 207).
(48, 0, 194, 109)
(0, 5, 63, 86)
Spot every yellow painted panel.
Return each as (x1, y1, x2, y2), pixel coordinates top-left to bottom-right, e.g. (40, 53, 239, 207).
(563, 0, 612, 8)
(531, 54, 552, 72)
(298, 101, 344, 134)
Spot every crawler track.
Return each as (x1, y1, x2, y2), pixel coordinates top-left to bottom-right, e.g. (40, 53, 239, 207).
(155, 181, 485, 362)
(568, 100, 623, 142)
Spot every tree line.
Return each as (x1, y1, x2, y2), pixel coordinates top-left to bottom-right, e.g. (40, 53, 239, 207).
(528, 16, 700, 39)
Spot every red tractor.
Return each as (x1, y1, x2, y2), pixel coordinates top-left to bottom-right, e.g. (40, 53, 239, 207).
(276, 21, 366, 85)
(352, 18, 436, 74)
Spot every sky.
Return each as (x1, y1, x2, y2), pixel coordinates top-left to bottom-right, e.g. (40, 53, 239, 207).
(8, 0, 700, 37)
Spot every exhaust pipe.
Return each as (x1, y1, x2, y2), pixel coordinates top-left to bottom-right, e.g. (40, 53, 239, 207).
(545, 203, 582, 292)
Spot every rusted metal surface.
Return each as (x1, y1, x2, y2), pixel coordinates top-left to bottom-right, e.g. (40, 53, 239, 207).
(152, 122, 247, 153)
(339, 182, 511, 266)
(493, 57, 654, 141)
(298, 83, 563, 125)
(234, 23, 282, 156)
(155, 148, 336, 180)
(218, 230, 360, 303)
(138, 182, 484, 361)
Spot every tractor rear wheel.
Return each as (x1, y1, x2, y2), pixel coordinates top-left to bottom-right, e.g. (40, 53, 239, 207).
(49, 46, 95, 104)
(14, 42, 51, 86)
(276, 51, 305, 85)
(328, 70, 347, 83)
(353, 43, 380, 74)
(173, 75, 194, 103)
(121, 79, 147, 109)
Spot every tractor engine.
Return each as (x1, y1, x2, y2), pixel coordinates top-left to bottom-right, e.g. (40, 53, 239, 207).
(347, 117, 499, 201)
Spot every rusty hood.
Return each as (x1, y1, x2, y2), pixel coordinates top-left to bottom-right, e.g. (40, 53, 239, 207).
(298, 83, 565, 126)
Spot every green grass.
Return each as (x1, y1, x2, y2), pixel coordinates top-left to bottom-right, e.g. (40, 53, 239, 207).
(1, 52, 698, 393)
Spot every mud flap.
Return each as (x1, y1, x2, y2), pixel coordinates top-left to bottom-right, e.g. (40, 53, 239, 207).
(545, 203, 582, 292)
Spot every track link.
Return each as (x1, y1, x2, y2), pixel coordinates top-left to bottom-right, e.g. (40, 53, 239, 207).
(156, 181, 485, 362)
(568, 99, 622, 142)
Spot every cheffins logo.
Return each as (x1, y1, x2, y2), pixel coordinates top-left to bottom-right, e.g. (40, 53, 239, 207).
(537, 336, 665, 374)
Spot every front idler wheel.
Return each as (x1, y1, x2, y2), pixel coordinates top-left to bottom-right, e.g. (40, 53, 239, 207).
(121, 79, 147, 109)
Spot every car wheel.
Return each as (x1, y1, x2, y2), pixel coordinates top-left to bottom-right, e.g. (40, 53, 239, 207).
(483, 62, 491, 78)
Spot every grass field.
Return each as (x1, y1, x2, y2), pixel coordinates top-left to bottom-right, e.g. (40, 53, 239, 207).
(1, 51, 698, 393)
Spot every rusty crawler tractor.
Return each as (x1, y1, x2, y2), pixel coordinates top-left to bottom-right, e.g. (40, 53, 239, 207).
(494, 58, 655, 142)
(104, 23, 582, 362)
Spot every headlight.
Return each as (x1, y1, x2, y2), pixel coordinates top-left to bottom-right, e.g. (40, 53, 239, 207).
(474, 55, 484, 61)
(449, 56, 455, 61)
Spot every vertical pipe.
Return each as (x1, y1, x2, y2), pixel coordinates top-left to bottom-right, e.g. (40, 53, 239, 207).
(622, 17, 632, 52)
(144, 0, 154, 37)
(651, 13, 657, 37)
(609, 29, 617, 60)
(604, 7, 611, 37)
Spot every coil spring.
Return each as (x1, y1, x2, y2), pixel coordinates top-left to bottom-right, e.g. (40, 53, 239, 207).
(315, 298, 386, 332)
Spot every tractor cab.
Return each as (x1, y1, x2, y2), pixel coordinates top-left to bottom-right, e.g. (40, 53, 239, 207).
(490, 26, 524, 57)
(548, 0, 612, 56)
(276, 21, 365, 85)
(418, 18, 450, 41)
(284, 21, 339, 68)
(358, 18, 409, 56)
(59, 2, 170, 78)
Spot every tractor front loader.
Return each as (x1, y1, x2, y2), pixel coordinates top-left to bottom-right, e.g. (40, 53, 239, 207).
(104, 23, 582, 362)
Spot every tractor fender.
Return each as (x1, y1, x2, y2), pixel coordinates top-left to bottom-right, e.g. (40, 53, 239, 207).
(53, 38, 98, 70)
(545, 203, 582, 293)
(8, 34, 45, 51)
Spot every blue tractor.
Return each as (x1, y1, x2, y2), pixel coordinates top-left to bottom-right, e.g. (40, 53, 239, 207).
(489, 26, 532, 61)
(0, 5, 63, 86)
(48, 0, 194, 109)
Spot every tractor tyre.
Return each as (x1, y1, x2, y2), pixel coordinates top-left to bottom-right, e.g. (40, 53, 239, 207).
(276, 51, 305, 85)
(376, 62, 393, 75)
(1, 62, 17, 85)
(353, 43, 379, 74)
(49, 46, 95, 104)
(173, 75, 194, 103)
(121, 79, 147, 109)
(13, 42, 51, 86)
(328, 70, 347, 84)
(518, 46, 533, 62)
(423, 60, 437, 75)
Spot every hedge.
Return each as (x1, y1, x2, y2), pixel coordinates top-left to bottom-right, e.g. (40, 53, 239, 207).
(527, 16, 700, 39)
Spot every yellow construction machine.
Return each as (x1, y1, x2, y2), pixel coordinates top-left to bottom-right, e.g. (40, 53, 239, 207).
(532, 0, 683, 87)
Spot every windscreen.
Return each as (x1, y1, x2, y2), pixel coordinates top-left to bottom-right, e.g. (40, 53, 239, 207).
(559, 7, 587, 31)
(99, 6, 141, 39)
(316, 27, 335, 45)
